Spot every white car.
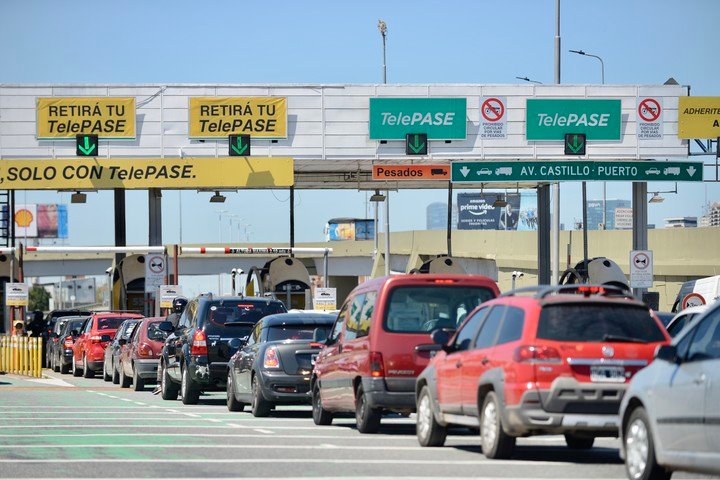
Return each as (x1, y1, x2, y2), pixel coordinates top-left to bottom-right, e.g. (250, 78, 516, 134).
(665, 305, 709, 338)
(619, 301, 720, 479)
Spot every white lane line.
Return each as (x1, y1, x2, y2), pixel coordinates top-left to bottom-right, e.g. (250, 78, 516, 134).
(13, 444, 429, 451)
(0, 424, 354, 429)
(0, 433, 412, 440)
(0, 458, 571, 466)
(134, 402, 146, 406)
(119, 398, 133, 402)
(208, 419, 223, 423)
(253, 428, 273, 434)
(25, 377, 76, 387)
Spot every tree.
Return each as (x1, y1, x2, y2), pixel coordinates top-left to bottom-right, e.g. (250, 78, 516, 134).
(28, 285, 51, 312)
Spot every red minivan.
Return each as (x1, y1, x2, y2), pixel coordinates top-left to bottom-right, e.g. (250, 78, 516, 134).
(72, 312, 144, 378)
(311, 274, 499, 433)
(118, 317, 167, 391)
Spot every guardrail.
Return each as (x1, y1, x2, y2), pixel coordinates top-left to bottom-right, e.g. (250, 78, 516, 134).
(0, 336, 43, 378)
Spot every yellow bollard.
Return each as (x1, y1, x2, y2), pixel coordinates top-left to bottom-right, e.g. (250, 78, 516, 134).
(36, 337, 42, 378)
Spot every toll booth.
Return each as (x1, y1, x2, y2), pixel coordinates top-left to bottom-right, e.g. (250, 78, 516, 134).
(411, 256, 467, 275)
(111, 254, 147, 312)
(241, 257, 312, 310)
(0, 252, 21, 334)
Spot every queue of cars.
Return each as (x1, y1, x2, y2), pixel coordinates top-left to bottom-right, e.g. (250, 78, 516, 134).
(45, 275, 720, 480)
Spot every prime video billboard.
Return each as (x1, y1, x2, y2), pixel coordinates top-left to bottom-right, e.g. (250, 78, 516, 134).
(457, 193, 537, 231)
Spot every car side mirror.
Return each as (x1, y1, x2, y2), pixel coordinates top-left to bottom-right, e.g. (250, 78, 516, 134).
(655, 345, 679, 363)
(430, 328, 452, 346)
(118, 338, 127, 346)
(312, 328, 328, 344)
(157, 321, 174, 333)
(100, 334, 112, 342)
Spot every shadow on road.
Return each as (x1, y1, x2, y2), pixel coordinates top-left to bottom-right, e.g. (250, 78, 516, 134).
(451, 444, 622, 464)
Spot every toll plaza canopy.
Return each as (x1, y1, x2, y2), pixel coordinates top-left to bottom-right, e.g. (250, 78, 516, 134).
(0, 83, 693, 190)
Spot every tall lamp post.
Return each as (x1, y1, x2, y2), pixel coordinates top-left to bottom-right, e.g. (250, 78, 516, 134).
(378, 19, 390, 277)
(570, 49, 607, 231)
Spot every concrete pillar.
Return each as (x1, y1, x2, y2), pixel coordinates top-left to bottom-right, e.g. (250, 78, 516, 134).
(149, 189, 162, 246)
(632, 182, 648, 297)
(537, 185, 551, 285)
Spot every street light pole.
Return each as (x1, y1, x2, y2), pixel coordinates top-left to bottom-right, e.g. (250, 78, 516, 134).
(552, 0, 561, 285)
(378, 19, 390, 277)
(570, 49, 606, 231)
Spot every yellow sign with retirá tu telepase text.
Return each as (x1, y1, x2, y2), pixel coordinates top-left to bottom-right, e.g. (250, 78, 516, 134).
(0, 157, 294, 190)
(36, 97, 136, 139)
(189, 97, 287, 139)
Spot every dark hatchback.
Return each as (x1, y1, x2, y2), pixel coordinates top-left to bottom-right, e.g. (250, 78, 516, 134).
(158, 295, 286, 405)
(227, 312, 336, 416)
(43, 309, 91, 366)
(49, 316, 89, 374)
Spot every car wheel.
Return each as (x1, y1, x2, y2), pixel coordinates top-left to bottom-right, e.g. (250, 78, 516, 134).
(132, 365, 145, 391)
(112, 363, 120, 384)
(161, 362, 179, 401)
(119, 362, 131, 388)
(53, 354, 60, 373)
(82, 354, 94, 378)
(180, 366, 200, 405)
(103, 361, 112, 382)
(625, 407, 671, 480)
(416, 386, 447, 447)
(251, 375, 272, 417)
(565, 434, 595, 449)
(60, 359, 70, 375)
(355, 384, 381, 434)
(72, 357, 82, 377)
(480, 391, 515, 459)
(226, 371, 245, 412)
(312, 382, 333, 426)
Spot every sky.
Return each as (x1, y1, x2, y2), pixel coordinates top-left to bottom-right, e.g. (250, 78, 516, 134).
(1, 0, 718, 253)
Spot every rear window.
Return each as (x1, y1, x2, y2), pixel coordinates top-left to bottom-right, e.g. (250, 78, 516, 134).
(203, 301, 286, 334)
(267, 324, 332, 342)
(96, 317, 130, 330)
(146, 322, 167, 342)
(537, 303, 666, 343)
(63, 320, 86, 335)
(384, 285, 496, 333)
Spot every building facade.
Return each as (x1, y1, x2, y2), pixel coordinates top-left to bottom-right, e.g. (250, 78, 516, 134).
(586, 199, 632, 230)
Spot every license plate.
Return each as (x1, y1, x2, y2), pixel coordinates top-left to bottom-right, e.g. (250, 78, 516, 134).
(310, 354, 318, 366)
(590, 365, 626, 383)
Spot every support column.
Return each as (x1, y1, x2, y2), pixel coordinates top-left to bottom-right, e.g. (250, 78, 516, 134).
(289, 186, 295, 257)
(632, 182, 648, 297)
(446, 181, 453, 257)
(537, 185, 551, 285)
(384, 191, 390, 277)
(148, 188, 162, 246)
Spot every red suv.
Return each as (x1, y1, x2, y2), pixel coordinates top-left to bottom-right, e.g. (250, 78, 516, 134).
(311, 274, 499, 433)
(414, 285, 671, 458)
(72, 312, 143, 378)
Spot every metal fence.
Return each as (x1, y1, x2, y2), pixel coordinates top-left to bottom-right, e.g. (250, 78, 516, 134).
(0, 336, 43, 378)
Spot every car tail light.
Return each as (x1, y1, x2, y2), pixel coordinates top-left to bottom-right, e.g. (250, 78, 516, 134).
(369, 351, 384, 377)
(138, 342, 153, 358)
(263, 347, 280, 369)
(63, 338, 74, 348)
(433, 279, 457, 284)
(514, 345, 562, 363)
(190, 330, 208, 356)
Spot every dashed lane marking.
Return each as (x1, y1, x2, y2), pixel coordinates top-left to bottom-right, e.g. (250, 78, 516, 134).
(253, 428, 274, 434)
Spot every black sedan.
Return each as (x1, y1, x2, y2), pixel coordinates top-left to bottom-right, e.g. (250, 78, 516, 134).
(226, 312, 335, 417)
(50, 316, 89, 374)
(103, 318, 141, 384)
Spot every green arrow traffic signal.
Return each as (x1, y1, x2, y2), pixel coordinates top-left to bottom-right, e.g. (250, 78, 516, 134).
(406, 133, 428, 155)
(76, 134, 98, 156)
(229, 134, 251, 157)
(564, 133, 586, 155)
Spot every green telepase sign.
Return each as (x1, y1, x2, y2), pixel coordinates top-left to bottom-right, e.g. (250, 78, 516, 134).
(526, 99, 622, 140)
(369, 98, 467, 140)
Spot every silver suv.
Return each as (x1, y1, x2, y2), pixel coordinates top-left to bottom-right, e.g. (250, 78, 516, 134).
(619, 301, 720, 479)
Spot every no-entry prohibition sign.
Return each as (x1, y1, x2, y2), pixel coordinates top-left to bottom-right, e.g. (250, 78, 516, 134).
(638, 98, 661, 122)
(481, 98, 504, 122)
(480, 96, 507, 139)
(637, 96, 663, 140)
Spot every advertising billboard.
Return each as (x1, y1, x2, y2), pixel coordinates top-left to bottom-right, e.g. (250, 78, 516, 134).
(457, 193, 521, 230)
(12, 204, 68, 239)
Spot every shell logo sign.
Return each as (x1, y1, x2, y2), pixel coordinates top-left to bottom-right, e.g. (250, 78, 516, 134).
(15, 208, 34, 228)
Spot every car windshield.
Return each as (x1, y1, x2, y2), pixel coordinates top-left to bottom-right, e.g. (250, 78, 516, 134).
(384, 285, 496, 333)
(537, 303, 667, 343)
(267, 324, 332, 342)
(203, 301, 286, 334)
(97, 317, 130, 330)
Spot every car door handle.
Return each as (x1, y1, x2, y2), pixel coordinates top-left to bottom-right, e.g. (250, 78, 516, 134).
(693, 374, 706, 385)
(481, 358, 490, 365)
(455, 360, 463, 368)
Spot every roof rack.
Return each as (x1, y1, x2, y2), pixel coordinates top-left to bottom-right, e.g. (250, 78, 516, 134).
(502, 284, 635, 300)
